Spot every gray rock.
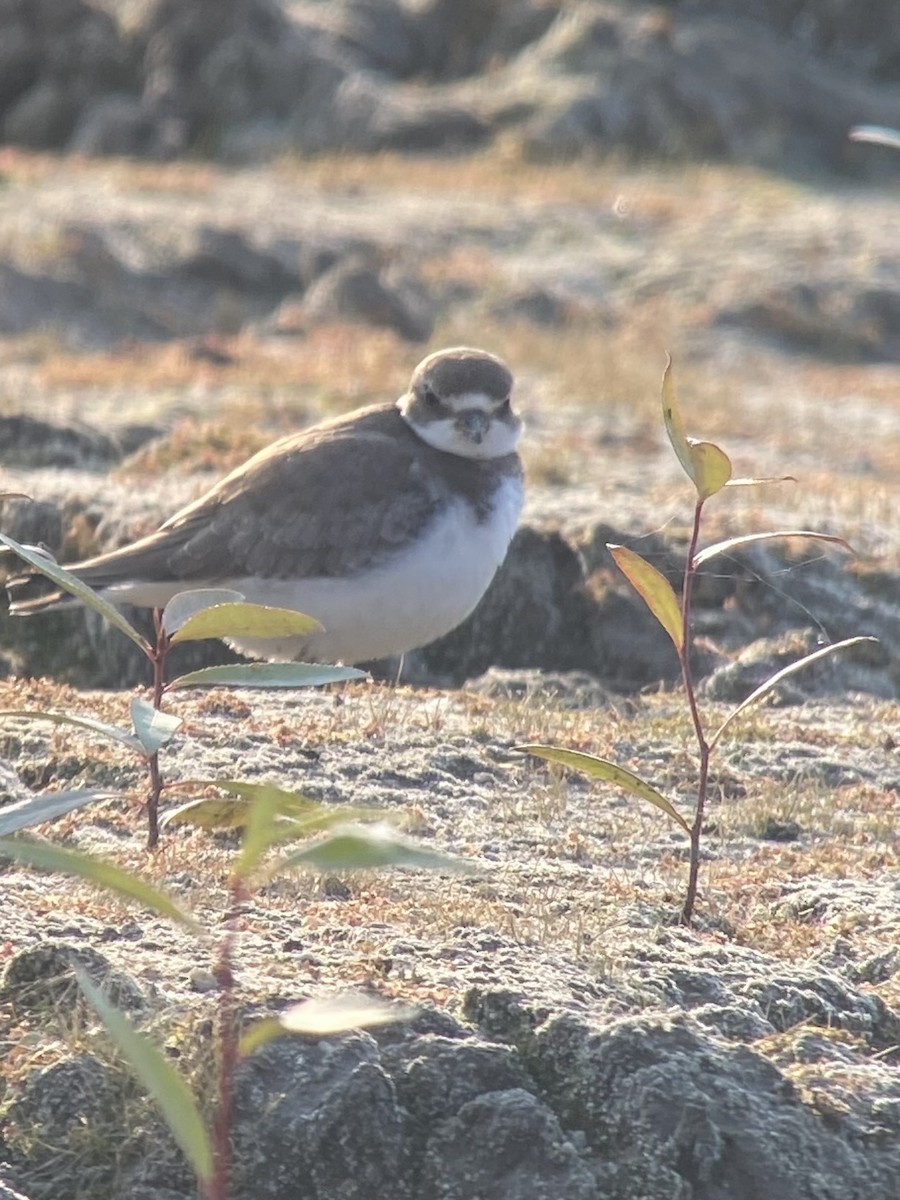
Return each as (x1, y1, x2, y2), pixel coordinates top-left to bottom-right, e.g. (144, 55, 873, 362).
(230, 1033, 406, 1200)
(420, 1087, 598, 1199)
(300, 257, 434, 341)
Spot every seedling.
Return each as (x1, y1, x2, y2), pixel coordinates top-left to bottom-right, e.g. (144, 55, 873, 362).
(519, 360, 874, 923)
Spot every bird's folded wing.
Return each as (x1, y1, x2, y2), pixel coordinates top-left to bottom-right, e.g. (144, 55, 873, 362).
(36, 421, 444, 595)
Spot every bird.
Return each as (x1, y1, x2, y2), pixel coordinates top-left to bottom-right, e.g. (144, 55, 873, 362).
(7, 347, 524, 665)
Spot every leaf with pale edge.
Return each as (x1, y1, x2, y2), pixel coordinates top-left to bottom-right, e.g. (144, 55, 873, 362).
(270, 823, 477, 877)
(169, 602, 322, 646)
(0, 533, 151, 654)
(240, 993, 418, 1056)
(76, 970, 213, 1187)
(130, 698, 182, 756)
(850, 125, 900, 150)
(608, 544, 684, 653)
(161, 589, 246, 635)
(0, 838, 201, 931)
(693, 530, 855, 570)
(168, 663, 364, 690)
(709, 636, 879, 749)
(0, 709, 143, 753)
(517, 745, 690, 833)
(0, 789, 121, 835)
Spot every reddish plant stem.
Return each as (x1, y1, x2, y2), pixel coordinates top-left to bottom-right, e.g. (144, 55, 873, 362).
(208, 876, 246, 1200)
(146, 608, 168, 850)
(679, 499, 710, 925)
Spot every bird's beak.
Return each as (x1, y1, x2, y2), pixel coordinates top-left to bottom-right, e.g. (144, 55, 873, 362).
(456, 409, 490, 444)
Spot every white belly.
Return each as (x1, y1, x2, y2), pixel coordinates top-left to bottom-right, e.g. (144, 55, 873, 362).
(126, 476, 522, 663)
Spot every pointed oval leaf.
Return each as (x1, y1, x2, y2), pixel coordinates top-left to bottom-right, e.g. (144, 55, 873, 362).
(168, 663, 365, 690)
(0, 788, 122, 835)
(709, 636, 880, 749)
(0, 708, 143, 753)
(169, 602, 322, 646)
(271, 824, 478, 876)
(0, 837, 202, 932)
(76, 970, 213, 1186)
(661, 356, 697, 487)
(693, 530, 856, 570)
(849, 125, 900, 150)
(517, 744, 691, 833)
(686, 437, 732, 499)
(608, 544, 683, 653)
(0, 533, 152, 655)
(161, 589, 246, 635)
(130, 698, 182, 756)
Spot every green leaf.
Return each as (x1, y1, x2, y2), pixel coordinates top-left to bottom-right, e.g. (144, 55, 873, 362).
(608, 544, 684, 653)
(850, 125, 900, 150)
(0, 789, 121, 835)
(0, 532, 152, 655)
(0, 838, 202, 932)
(76, 970, 213, 1187)
(239, 993, 418, 1056)
(709, 636, 880, 749)
(168, 663, 365, 690)
(130, 698, 182, 756)
(0, 709, 143, 753)
(660, 360, 731, 499)
(517, 745, 691, 834)
(270, 824, 478, 876)
(169, 602, 322, 646)
(161, 589, 246, 635)
(159, 781, 383, 873)
(693, 530, 856, 570)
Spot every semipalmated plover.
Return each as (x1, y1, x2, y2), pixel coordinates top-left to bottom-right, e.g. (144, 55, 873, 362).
(7, 347, 523, 664)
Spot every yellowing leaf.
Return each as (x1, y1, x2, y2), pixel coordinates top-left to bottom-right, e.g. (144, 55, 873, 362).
(161, 589, 246, 635)
(686, 437, 731, 500)
(608, 544, 683, 653)
(169, 602, 322, 645)
(517, 745, 691, 833)
(660, 360, 731, 499)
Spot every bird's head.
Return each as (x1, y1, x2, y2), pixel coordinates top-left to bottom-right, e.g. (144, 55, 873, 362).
(398, 347, 521, 461)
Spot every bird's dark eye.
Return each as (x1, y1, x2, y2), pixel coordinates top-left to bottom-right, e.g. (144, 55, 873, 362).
(423, 386, 441, 408)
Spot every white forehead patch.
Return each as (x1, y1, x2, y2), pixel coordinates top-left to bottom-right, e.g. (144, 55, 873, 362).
(442, 391, 502, 414)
